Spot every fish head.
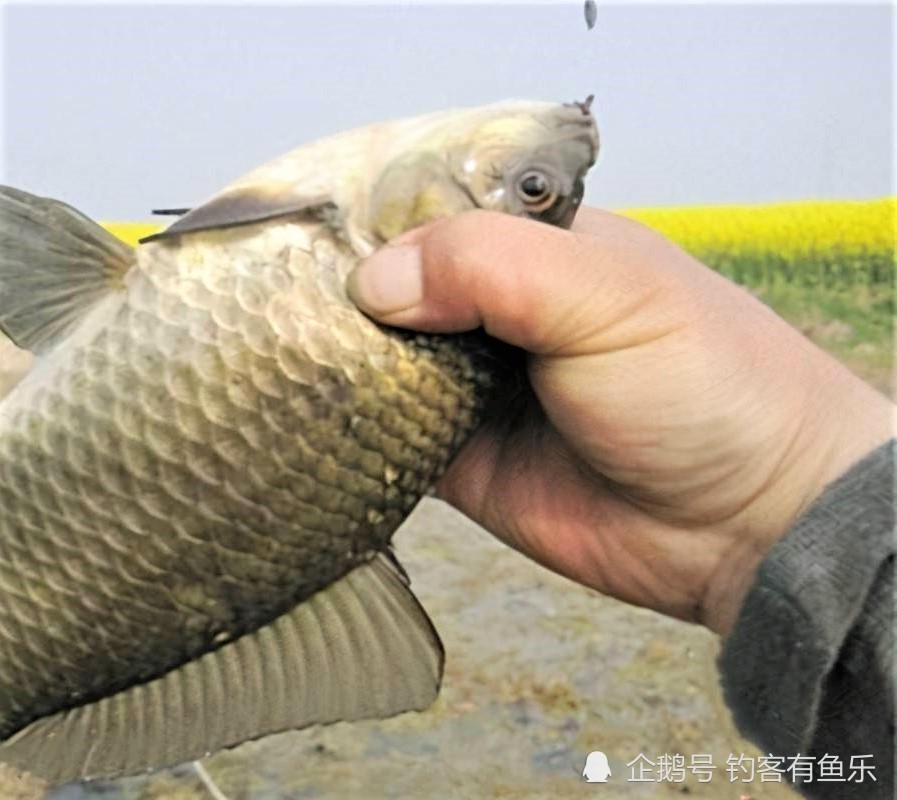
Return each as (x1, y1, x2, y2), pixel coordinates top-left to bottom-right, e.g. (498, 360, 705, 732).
(362, 99, 599, 244)
(446, 98, 599, 226)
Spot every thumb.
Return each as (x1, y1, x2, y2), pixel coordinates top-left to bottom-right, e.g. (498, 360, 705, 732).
(346, 208, 684, 356)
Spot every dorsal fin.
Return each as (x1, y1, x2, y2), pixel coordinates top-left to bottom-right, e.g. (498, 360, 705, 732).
(0, 186, 134, 354)
(139, 186, 331, 244)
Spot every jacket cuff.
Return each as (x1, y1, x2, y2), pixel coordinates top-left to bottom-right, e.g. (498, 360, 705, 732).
(718, 440, 894, 766)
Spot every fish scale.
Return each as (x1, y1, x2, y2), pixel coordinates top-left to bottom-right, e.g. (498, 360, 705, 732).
(0, 216, 502, 742)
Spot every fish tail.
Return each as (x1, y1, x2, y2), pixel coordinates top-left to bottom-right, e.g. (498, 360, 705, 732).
(0, 185, 134, 354)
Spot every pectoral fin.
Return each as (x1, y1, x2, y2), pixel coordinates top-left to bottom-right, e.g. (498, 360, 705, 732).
(0, 186, 134, 354)
(370, 152, 475, 241)
(140, 185, 332, 243)
(0, 553, 443, 785)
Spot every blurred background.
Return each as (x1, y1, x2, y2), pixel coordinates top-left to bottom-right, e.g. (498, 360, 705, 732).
(0, 3, 893, 799)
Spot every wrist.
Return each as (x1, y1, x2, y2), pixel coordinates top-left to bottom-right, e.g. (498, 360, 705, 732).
(703, 357, 894, 638)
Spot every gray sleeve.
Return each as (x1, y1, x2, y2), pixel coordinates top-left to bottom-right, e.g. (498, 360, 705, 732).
(718, 440, 894, 799)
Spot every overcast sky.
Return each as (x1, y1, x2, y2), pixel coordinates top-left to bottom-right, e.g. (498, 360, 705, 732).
(1, 2, 892, 220)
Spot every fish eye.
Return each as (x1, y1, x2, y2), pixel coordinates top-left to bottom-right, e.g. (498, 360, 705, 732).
(515, 169, 556, 211)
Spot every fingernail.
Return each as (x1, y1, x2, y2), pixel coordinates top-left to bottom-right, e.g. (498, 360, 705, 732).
(347, 244, 423, 316)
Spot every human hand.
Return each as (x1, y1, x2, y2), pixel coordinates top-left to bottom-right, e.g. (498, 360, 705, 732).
(347, 208, 894, 636)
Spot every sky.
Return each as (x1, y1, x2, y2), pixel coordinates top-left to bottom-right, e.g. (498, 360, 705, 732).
(1, 2, 893, 220)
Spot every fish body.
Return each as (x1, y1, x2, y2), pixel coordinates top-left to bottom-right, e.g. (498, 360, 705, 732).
(0, 210, 500, 739)
(0, 100, 598, 784)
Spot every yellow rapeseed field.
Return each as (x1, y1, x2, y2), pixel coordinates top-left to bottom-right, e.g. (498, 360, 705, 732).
(622, 198, 895, 290)
(103, 222, 160, 246)
(623, 198, 894, 261)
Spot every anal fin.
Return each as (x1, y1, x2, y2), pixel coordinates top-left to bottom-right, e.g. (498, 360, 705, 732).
(0, 554, 443, 785)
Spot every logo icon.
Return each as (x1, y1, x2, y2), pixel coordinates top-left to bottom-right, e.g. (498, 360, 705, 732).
(583, 751, 612, 783)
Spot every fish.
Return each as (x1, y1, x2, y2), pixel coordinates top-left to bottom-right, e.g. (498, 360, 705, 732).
(0, 99, 598, 785)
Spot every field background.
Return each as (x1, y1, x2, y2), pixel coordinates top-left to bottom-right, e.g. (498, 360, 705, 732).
(0, 198, 890, 800)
